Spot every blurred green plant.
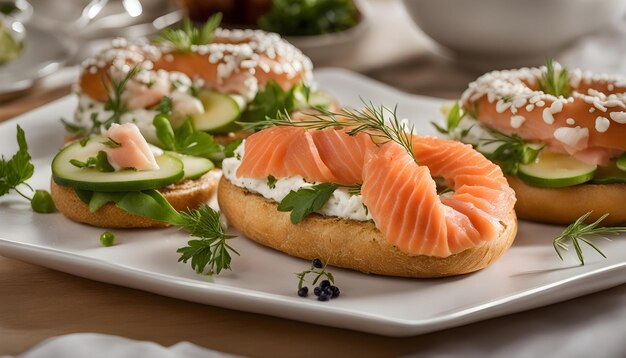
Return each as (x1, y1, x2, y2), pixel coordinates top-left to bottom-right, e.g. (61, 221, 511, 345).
(258, 0, 359, 36)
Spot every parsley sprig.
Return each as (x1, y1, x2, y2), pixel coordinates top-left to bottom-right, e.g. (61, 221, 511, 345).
(480, 129, 542, 174)
(553, 212, 626, 266)
(77, 188, 238, 274)
(538, 59, 571, 98)
(245, 100, 418, 163)
(0, 125, 56, 213)
(176, 205, 239, 275)
(278, 183, 339, 224)
(277, 182, 363, 224)
(154, 14, 222, 52)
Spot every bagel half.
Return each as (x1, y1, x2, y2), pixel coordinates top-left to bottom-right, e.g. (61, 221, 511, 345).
(507, 175, 626, 225)
(217, 177, 517, 278)
(51, 171, 220, 229)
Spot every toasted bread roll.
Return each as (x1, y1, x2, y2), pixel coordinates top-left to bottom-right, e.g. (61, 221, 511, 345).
(218, 178, 517, 278)
(51, 172, 220, 228)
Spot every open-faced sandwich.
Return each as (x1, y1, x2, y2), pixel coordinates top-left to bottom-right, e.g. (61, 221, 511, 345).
(64, 13, 334, 146)
(436, 60, 626, 225)
(53, 14, 334, 230)
(218, 104, 518, 278)
(50, 122, 219, 228)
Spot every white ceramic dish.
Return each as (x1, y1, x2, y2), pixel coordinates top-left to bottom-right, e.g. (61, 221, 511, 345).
(0, 68, 624, 337)
(285, 0, 370, 65)
(402, 0, 626, 69)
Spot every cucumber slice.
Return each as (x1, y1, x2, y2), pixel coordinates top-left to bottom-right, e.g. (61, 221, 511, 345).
(167, 152, 214, 180)
(617, 153, 626, 172)
(52, 137, 184, 192)
(518, 150, 596, 188)
(192, 90, 242, 134)
(592, 161, 626, 184)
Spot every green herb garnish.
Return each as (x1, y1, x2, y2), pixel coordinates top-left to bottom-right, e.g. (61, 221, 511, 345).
(240, 81, 298, 124)
(101, 137, 121, 148)
(100, 231, 116, 247)
(432, 102, 471, 139)
(553, 212, 626, 265)
(154, 96, 173, 115)
(96, 66, 141, 134)
(61, 118, 87, 136)
(538, 59, 571, 97)
(259, 0, 359, 36)
(480, 129, 542, 174)
(0, 125, 56, 213)
(153, 115, 221, 159)
(176, 205, 239, 275)
(223, 139, 243, 159)
(267, 175, 277, 189)
(296, 259, 335, 290)
(70, 151, 114, 172)
(76, 189, 238, 274)
(278, 183, 339, 224)
(154, 13, 222, 52)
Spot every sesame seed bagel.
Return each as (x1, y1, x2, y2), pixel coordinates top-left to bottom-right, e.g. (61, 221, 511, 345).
(507, 175, 626, 225)
(217, 177, 517, 278)
(461, 64, 626, 155)
(50, 171, 220, 229)
(79, 28, 313, 104)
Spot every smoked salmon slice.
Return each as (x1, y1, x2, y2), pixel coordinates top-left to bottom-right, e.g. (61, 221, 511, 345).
(237, 126, 374, 184)
(103, 123, 159, 171)
(235, 126, 516, 257)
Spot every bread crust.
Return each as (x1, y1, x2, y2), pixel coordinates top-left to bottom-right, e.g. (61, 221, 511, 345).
(507, 175, 626, 225)
(51, 171, 220, 228)
(217, 177, 517, 278)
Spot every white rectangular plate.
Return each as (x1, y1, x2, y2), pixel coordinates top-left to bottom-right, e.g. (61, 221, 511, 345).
(0, 68, 624, 337)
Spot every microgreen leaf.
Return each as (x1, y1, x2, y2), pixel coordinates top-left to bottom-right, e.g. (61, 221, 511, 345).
(432, 102, 466, 137)
(154, 13, 222, 52)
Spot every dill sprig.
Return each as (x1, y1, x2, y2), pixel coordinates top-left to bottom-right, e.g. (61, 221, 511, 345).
(154, 13, 222, 52)
(176, 205, 239, 275)
(538, 59, 571, 98)
(99, 66, 141, 133)
(243, 100, 418, 163)
(553, 212, 626, 265)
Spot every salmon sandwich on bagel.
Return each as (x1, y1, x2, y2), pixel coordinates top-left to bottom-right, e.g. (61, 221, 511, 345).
(434, 60, 626, 225)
